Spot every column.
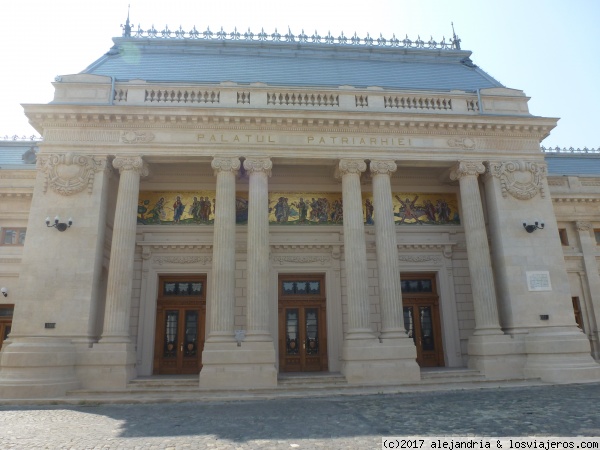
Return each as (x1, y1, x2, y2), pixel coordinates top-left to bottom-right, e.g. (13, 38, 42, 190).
(339, 158, 374, 339)
(370, 160, 405, 339)
(575, 221, 600, 358)
(244, 157, 273, 341)
(206, 157, 240, 342)
(450, 161, 502, 335)
(100, 156, 149, 342)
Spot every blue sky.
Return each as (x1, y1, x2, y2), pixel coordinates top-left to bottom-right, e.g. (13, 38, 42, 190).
(1, 0, 598, 148)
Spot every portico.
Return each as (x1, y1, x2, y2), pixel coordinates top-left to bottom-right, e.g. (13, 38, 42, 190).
(0, 25, 599, 399)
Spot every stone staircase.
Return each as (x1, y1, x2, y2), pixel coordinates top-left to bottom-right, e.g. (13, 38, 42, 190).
(1, 369, 546, 405)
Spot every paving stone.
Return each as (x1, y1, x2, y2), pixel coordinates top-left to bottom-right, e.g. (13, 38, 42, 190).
(0, 383, 599, 449)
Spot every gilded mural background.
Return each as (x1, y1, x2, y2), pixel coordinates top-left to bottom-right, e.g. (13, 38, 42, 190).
(137, 192, 459, 225)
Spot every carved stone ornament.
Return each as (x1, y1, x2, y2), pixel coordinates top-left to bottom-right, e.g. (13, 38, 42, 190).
(487, 160, 547, 200)
(273, 255, 330, 265)
(121, 130, 155, 144)
(338, 159, 367, 176)
(449, 161, 485, 181)
(447, 137, 476, 149)
(113, 156, 150, 176)
(398, 255, 441, 264)
(369, 160, 397, 175)
(243, 157, 273, 175)
(154, 256, 212, 265)
(211, 157, 241, 174)
(576, 221, 593, 232)
(38, 153, 107, 195)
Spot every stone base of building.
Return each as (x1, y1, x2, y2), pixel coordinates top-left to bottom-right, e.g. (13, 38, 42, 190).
(523, 328, 600, 383)
(199, 340, 277, 389)
(341, 337, 420, 384)
(77, 342, 137, 390)
(0, 338, 80, 398)
(467, 333, 526, 379)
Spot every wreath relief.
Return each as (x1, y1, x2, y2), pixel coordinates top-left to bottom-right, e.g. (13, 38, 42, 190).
(488, 160, 546, 200)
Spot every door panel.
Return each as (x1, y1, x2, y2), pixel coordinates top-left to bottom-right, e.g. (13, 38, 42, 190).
(0, 305, 14, 352)
(278, 275, 328, 372)
(154, 276, 206, 375)
(401, 273, 444, 367)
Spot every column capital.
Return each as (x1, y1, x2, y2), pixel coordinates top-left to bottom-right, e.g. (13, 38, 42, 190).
(243, 157, 272, 176)
(449, 160, 485, 181)
(211, 156, 241, 175)
(369, 159, 397, 176)
(113, 156, 149, 177)
(338, 158, 367, 176)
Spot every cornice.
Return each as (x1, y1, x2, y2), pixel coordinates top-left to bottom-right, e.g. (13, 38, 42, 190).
(552, 197, 600, 203)
(27, 108, 555, 140)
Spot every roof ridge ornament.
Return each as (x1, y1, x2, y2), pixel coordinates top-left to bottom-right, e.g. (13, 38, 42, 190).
(125, 25, 457, 50)
(451, 22, 461, 50)
(121, 4, 131, 37)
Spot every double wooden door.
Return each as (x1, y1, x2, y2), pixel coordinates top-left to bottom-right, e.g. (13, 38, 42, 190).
(401, 273, 444, 367)
(153, 276, 206, 375)
(278, 275, 328, 372)
(0, 305, 13, 352)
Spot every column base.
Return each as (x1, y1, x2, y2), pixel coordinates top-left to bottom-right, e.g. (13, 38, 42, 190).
(199, 340, 277, 389)
(77, 342, 137, 390)
(524, 328, 600, 383)
(0, 338, 80, 399)
(341, 337, 420, 385)
(467, 333, 525, 379)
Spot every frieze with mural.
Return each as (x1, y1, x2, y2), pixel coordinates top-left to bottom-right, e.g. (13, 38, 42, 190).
(137, 192, 459, 225)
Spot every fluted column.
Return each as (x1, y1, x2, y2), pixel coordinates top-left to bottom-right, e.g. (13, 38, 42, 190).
(244, 157, 273, 341)
(207, 157, 240, 342)
(450, 161, 502, 335)
(339, 158, 374, 339)
(370, 160, 406, 338)
(101, 156, 149, 343)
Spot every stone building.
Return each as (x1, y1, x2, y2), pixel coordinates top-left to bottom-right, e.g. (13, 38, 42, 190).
(0, 24, 599, 399)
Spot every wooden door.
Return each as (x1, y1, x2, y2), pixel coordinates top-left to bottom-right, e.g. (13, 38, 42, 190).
(278, 275, 328, 372)
(401, 273, 444, 367)
(0, 305, 13, 352)
(153, 276, 206, 375)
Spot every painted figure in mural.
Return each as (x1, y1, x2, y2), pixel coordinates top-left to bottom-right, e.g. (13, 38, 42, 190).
(138, 200, 150, 220)
(148, 197, 166, 223)
(365, 199, 374, 225)
(173, 196, 185, 223)
(423, 199, 437, 223)
(236, 197, 248, 223)
(331, 199, 343, 223)
(309, 198, 319, 222)
(395, 195, 424, 224)
(436, 199, 451, 223)
(274, 197, 286, 222)
(204, 198, 212, 222)
(190, 197, 201, 222)
(293, 197, 308, 223)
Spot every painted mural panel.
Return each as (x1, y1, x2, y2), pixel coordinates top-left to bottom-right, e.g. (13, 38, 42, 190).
(137, 191, 459, 226)
(138, 191, 249, 225)
(391, 193, 459, 225)
(268, 193, 344, 225)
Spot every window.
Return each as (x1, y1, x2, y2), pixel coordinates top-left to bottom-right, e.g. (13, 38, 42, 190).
(558, 228, 569, 246)
(594, 230, 600, 245)
(1, 228, 26, 246)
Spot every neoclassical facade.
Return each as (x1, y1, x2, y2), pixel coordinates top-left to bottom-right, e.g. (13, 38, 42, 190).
(0, 26, 599, 398)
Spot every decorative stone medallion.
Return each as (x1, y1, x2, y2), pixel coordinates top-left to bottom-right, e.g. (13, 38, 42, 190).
(488, 160, 546, 200)
(38, 153, 106, 195)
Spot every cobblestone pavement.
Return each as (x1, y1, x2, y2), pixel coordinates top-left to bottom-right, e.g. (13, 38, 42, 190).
(1, 383, 599, 449)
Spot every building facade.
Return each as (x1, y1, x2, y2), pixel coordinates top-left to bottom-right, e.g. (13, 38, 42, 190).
(0, 26, 599, 398)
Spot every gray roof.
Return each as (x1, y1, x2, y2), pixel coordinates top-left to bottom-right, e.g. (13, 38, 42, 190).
(545, 154, 600, 176)
(0, 141, 38, 168)
(82, 37, 503, 92)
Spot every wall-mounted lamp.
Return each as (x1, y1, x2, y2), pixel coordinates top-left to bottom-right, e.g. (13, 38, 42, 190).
(523, 221, 544, 233)
(46, 216, 72, 232)
(1, 287, 7, 298)
(234, 329, 246, 347)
